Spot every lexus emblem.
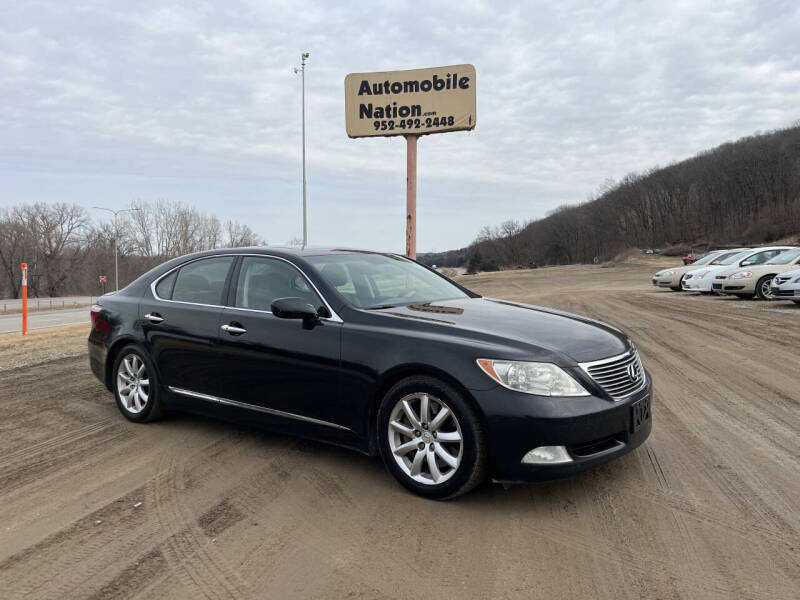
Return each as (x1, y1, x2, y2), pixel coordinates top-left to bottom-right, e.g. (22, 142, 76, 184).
(627, 363, 640, 382)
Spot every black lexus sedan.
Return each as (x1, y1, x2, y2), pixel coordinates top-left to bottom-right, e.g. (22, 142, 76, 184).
(88, 247, 651, 499)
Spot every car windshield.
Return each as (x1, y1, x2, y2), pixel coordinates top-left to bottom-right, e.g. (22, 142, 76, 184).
(713, 251, 750, 266)
(693, 252, 724, 266)
(307, 253, 470, 309)
(765, 248, 800, 264)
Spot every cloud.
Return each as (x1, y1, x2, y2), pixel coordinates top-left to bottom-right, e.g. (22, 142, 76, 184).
(1, 0, 799, 251)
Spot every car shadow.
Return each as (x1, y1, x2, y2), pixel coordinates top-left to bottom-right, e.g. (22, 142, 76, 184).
(154, 410, 639, 505)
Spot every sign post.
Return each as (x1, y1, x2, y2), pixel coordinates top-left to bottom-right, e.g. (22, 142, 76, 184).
(344, 64, 476, 258)
(406, 134, 418, 259)
(20, 263, 28, 336)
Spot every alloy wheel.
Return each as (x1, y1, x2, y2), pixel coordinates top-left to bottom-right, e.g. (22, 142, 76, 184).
(387, 392, 463, 485)
(116, 354, 150, 414)
(760, 279, 773, 299)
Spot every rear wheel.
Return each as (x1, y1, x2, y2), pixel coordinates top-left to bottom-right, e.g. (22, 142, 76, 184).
(755, 275, 775, 300)
(377, 376, 486, 499)
(112, 345, 163, 422)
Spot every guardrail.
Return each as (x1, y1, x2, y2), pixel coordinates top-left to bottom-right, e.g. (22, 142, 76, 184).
(1, 296, 95, 314)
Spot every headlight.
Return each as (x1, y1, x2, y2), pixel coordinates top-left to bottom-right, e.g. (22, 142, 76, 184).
(794, 277, 800, 283)
(476, 359, 589, 396)
(658, 270, 676, 277)
(729, 271, 753, 280)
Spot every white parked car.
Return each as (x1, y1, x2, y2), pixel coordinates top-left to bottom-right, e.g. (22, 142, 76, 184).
(712, 247, 799, 299)
(770, 267, 800, 304)
(679, 249, 750, 293)
(652, 249, 744, 291)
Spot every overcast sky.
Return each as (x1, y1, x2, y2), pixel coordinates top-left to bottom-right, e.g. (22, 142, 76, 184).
(2, 1, 799, 253)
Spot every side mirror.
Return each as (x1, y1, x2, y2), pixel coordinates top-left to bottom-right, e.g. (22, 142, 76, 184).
(271, 297, 320, 328)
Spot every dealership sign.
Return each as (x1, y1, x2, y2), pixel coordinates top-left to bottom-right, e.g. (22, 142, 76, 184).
(344, 64, 476, 138)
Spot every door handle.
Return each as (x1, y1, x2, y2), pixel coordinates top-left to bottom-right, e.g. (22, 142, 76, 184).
(144, 313, 164, 324)
(221, 323, 247, 335)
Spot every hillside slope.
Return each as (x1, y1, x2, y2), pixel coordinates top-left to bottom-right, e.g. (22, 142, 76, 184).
(420, 123, 800, 269)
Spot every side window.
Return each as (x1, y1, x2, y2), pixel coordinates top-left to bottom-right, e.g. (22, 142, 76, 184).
(171, 257, 234, 305)
(742, 251, 776, 267)
(741, 252, 761, 266)
(234, 257, 323, 313)
(155, 270, 177, 299)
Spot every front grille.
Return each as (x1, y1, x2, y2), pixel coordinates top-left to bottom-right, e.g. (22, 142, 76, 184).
(724, 285, 745, 291)
(581, 350, 646, 400)
(715, 275, 726, 280)
(712, 283, 722, 290)
(775, 290, 795, 297)
(775, 277, 791, 285)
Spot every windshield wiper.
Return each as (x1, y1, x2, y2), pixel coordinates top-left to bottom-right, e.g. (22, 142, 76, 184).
(365, 303, 401, 310)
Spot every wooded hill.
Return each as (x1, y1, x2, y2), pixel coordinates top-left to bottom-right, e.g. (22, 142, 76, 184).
(420, 123, 800, 271)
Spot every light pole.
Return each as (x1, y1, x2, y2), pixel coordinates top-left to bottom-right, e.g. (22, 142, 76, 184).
(92, 206, 140, 291)
(294, 52, 309, 247)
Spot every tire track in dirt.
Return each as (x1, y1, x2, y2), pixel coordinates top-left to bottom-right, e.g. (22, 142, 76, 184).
(2, 265, 799, 599)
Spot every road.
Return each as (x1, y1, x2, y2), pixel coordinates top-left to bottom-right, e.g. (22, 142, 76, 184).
(0, 308, 89, 334)
(0, 263, 798, 599)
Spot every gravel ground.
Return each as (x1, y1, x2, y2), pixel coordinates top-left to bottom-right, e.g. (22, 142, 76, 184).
(0, 263, 798, 599)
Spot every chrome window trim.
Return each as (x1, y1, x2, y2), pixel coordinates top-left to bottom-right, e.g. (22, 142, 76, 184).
(167, 386, 351, 431)
(578, 349, 647, 401)
(149, 253, 343, 323)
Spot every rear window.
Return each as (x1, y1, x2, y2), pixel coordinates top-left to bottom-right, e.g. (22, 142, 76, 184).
(171, 257, 234, 305)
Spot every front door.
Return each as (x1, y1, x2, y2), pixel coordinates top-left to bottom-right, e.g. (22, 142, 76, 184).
(215, 256, 346, 431)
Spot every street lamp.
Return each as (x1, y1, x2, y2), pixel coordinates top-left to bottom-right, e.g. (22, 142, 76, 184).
(294, 52, 309, 247)
(92, 206, 141, 291)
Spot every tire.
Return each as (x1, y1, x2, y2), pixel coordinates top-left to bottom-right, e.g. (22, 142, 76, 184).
(755, 275, 775, 301)
(670, 275, 686, 291)
(112, 345, 163, 423)
(377, 376, 487, 499)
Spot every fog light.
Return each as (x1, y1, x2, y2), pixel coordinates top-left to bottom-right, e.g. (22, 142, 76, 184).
(522, 446, 573, 464)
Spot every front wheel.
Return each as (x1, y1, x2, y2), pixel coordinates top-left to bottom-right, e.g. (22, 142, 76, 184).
(112, 345, 163, 422)
(670, 274, 686, 291)
(755, 275, 775, 300)
(377, 376, 487, 499)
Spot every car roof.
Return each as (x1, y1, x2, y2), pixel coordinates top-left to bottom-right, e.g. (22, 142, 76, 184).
(174, 246, 400, 260)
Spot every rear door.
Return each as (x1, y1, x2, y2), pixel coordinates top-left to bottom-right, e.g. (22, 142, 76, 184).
(214, 256, 348, 431)
(139, 255, 236, 399)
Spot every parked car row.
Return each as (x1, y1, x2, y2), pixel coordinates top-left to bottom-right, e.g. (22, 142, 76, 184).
(652, 246, 800, 303)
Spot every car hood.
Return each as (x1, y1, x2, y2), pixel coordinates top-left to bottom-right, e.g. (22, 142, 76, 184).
(686, 263, 738, 276)
(776, 268, 800, 280)
(654, 264, 704, 277)
(371, 297, 629, 364)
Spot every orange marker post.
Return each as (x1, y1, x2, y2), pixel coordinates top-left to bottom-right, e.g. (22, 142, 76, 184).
(21, 262, 28, 336)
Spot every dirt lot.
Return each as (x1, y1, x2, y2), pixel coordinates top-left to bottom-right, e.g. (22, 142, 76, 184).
(1, 263, 798, 599)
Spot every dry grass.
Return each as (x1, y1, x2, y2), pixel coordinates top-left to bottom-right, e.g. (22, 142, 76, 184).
(0, 323, 90, 372)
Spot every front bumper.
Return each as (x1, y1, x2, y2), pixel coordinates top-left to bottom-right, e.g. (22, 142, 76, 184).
(771, 285, 800, 299)
(471, 375, 653, 482)
(652, 277, 677, 288)
(682, 276, 713, 292)
(720, 280, 755, 294)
